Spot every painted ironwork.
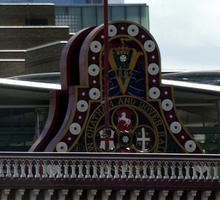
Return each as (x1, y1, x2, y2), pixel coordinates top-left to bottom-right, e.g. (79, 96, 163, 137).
(104, 0, 110, 152)
(30, 21, 202, 153)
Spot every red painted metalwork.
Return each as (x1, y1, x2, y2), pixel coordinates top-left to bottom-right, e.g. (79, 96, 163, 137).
(30, 28, 94, 151)
(29, 91, 68, 151)
(104, 0, 110, 152)
(29, 20, 203, 153)
(60, 27, 95, 90)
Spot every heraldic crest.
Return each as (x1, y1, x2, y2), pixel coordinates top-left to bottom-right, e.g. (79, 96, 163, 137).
(30, 21, 202, 153)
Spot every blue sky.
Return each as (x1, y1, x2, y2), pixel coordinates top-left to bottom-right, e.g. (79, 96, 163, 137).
(124, 0, 220, 72)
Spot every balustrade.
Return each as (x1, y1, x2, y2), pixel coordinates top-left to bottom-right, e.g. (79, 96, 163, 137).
(0, 153, 218, 183)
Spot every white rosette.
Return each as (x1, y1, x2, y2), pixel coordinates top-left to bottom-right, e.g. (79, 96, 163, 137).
(148, 63, 159, 75)
(89, 88, 100, 100)
(184, 140, 196, 152)
(144, 40, 156, 52)
(170, 121, 182, 134)
(127, 24, 139, 36)
(69, 122, 81, 135)
(77, 100, 88, 112)
(162, 99, 173, 111)
(56, 142, 68, 152)
(90, 41, 102, 53)
(149, 87, 160, 99)
(120, 55, 127, 62)
(108, 25, 117, 37)
(88, 64, 100, 76)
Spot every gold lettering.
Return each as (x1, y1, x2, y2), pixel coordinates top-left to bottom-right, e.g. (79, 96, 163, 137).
(90, 119, 97, 129)
(87, 129, 94, 138)
(124, 97, 136, 105)
(93, 107, 104, 120)
(139, 102, 155, 116)
(87, 143, 94, 151)
(118, 98, 124, 105)
(152, 114, 163, 127)
(139, 102, 147, 110)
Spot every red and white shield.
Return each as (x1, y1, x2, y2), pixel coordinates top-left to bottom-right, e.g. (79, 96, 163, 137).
(98, 128, 116, 151)
(117, 108, 133, 131)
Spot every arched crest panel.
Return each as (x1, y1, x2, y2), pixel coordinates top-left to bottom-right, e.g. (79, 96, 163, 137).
(30, 21, 202, 153)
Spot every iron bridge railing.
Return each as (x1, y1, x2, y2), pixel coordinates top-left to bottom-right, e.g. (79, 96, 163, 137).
(0, 152, 219, 190)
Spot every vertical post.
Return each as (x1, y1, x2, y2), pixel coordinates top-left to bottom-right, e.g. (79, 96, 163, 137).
(217, 101, 220, 153)
(104, 0, 110, 152)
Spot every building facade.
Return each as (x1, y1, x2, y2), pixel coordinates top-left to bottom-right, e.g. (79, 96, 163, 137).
(0, 0, 103, 4)
(55, 4, 149, 33)
(0, 0, 124, 4)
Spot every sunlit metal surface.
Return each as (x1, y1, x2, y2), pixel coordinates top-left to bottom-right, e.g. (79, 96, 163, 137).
(0, 78, 61, 90)
(162, 79, 220, 93)
(0, 78, 220, 93)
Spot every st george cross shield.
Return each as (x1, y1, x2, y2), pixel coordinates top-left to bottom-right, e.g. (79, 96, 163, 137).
(98, 128, 116, 151)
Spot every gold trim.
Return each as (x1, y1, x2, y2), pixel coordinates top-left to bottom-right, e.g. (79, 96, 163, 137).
(85, 95, 167, 153)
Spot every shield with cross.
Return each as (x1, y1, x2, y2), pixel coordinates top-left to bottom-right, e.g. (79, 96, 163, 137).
(97, 128, 116, 151)
(134, 126, 156, 152)
(30, 21, 202, 154)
